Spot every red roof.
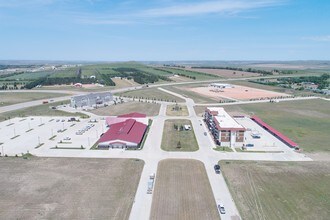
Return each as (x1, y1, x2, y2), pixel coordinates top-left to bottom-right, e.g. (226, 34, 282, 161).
(98, 119, 147, 144)
(118, 112, 146, 118)
(251, 116, 298, 147)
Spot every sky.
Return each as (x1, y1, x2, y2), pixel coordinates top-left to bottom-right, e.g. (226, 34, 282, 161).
(0, 0, 329, 61)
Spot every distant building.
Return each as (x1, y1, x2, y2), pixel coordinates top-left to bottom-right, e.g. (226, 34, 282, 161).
(70, 92, 113, 108)
(209, 83, 234, 89)
(204, 107, 245, 147)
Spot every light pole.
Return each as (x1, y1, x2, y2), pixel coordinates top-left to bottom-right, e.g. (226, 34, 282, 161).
(38, 136, 40, 145)
(28, 122, 31, 130)
(51, 129, 54, 136)
(96, 129, 98, 138)
(14, 128, 16, 137)
(88, 137, 90, 147)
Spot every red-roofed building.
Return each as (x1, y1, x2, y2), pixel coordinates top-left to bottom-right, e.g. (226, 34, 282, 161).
(98, 118, 148, 149)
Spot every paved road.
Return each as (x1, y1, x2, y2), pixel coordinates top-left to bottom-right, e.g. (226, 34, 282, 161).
(28, 88, 312, 220)
(1, 75, 320, 220)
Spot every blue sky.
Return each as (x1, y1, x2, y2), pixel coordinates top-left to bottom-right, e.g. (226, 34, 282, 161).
(0, 0, 329, 61)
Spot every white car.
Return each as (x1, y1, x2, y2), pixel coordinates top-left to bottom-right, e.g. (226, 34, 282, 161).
(63, 137, 71, 140)
(218, 204, 225, 214)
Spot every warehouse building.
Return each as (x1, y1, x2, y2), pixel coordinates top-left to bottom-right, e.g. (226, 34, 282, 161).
(70, 92, 113, 108)
(98, 112, 148, 149)
(98, 119, 147, 149)
(204, 107, 245, 147)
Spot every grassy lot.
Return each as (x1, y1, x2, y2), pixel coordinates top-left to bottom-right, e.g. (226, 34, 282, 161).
(0, 157, 144, 220)
(34, 85, 112, 92)
(166, 104, 189, 116)
(0, 92, 69, 107)
(222, 99, 330, 152)
(220, 161, 330, 220)
(161, 119, 199, 151)
(0, 100, 88, 122)
(118, 87, 185, 102)
(90, 101, 161, 116)
(164, 85, 218, 103)
(150, 159, 219, 220)
(111, 77, 139, 88)
(231, 80, 315, 96)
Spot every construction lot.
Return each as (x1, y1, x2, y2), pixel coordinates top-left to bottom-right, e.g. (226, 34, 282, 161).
(0, 157, 143, 220)
(0, 116, 105, 156)
(189, 85, 289, 101)
(220, 161, 330, 220)
(150, 159, 219, 220)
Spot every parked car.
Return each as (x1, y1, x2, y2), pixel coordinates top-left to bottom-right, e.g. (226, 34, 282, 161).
(214, 164, 220, 174)
(246, 144, 254, 147)
(63, 137, 71, 140)
(218, 204, 226, 214)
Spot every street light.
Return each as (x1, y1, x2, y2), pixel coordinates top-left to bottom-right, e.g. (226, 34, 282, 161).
(38, 136, 40, 145)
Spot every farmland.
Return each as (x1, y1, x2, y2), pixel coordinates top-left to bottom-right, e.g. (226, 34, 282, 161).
(0, 62, 220, 90)
(150, 159, 219, 220)
(161, 119, 199, 151)
(220, 161, 330, 220)
(0, 92, 70, 107)
(90, 101, 161, 116)
(0, 157, 144, 220)
(195, 99, 330, 153)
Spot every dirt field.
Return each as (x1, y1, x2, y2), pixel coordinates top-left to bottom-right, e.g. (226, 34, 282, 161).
(150, 159, 219, 220)
(188, 85, 289, 101)
(90, 101, 161, 116)
(161, 119, 198, 151)
(166, 104, 189, 116)
(0, 92, 69, 107)
(186, 67, 261, 78)
(0, 157, 144, 220)
(220, 161, 330, 220)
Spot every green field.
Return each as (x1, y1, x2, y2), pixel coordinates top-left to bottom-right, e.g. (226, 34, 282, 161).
(1, 71, 54, 80)
(221, 161, 330, 220)
(0, 100, 88, 122)
(119, 87, 185, 102)
(161, 119, 199, 151)
(203, 99, 330, 152)
(90, 101, 161, 116)
(0, 92, 70, 107)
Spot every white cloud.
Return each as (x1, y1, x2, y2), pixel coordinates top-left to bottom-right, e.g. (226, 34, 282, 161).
(304, 35, 330, 42)
(77, 0, 284, 25)
(140, 0, 283, 17)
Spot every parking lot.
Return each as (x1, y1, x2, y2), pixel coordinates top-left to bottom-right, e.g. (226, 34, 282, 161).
(235, 117, 294, 152)
(0, 116, 106, 156)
